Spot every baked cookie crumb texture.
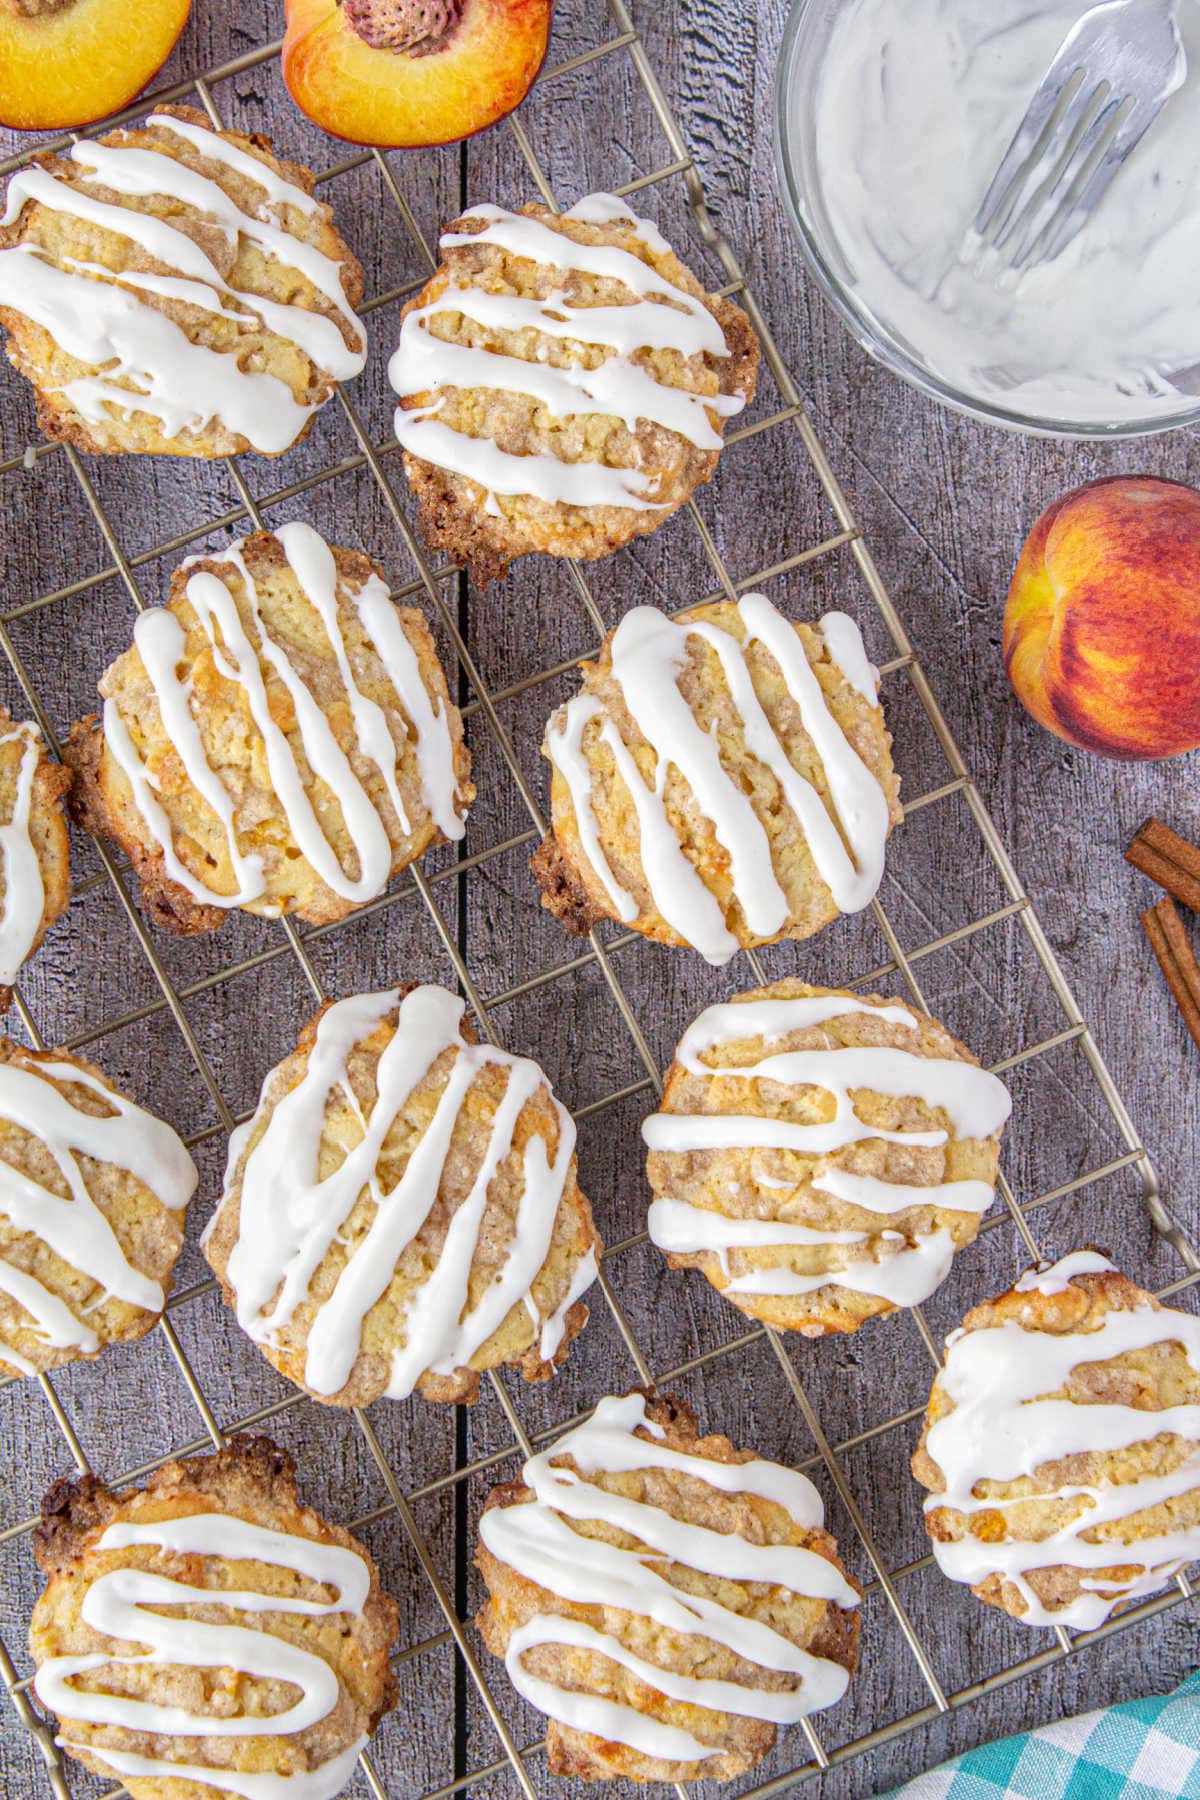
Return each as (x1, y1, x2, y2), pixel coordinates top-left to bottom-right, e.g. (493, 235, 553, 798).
(0, 105, 365, 458)
(536, 595, 901, 963)
(30, 1435, 399, 1800)
(476, 1389, 860, 1783)
(389, 194, 759, 582)
(204, 983, 601, 1407)
(0, 1039, 196, 1378)
(69, 524, 472, 934)
(0, 707, 70, 1005)
(645, 981, 1012, 1335)
(914, 1250, 1200, 1628)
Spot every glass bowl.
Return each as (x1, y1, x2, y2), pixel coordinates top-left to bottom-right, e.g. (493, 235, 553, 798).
(772, 0, 1200, 441)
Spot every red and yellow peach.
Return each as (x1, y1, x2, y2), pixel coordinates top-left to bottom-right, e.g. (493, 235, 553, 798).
(1003, 476, 1200, 762)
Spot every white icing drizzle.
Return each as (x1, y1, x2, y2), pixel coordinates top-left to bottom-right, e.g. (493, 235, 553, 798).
(538, 1245, 598, 1362)
(813, 610, 880, 705)
(63, 147, 361, 365)
(677, 992, 919, 1050)
(813, 1166, 995, 1215)
(1015, 1248, 1115, 1295)
(0, 1056, 196, 1369)
(0, 721, 46, 986)
(393, 411, 669, 512)
(0, 1258, 97, 1360)
(61, 255, 259, 326)
(0, 1332, 37, 1375)
(37, 1510, 373, 1800)
(650, 1201, 867, 1258)
(274, 521, 464, 844)
(545, 695, 636, 923)
(926, 1253, 1200, 1628)
(644, 992, 1010, 1311)
(395, 295, 735, 447)
(645, 992, 1011, 1152)
(0, 116, 364, 454)
(146, 113, 321, 216)
(56, 1741, 367, 1800)
(481, 1392, 857, 1764)
(564, 192, 675, 259)
(614, 607, 784, 937)
(439, 205, 723, 336)
(210, 986, 592, 1400)
(0, 246, 315, 452)
(725, 1226, 955, 1304)
(547, 598, 891, 966)
(648, 1199, 959, 1307)
(596, 710, 735, 963)
(389, 195, 743, 512)
(102, 523, 465, 913)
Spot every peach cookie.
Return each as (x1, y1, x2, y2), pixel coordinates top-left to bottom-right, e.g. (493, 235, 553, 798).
(0, 708, 71, 1007)
(476, 1390, 860, 1783)
(388, 194, 759, 583)
(68, 524, 473, 936)
(0, 105, 365, 458)
(644, 981, 1012, 1336)
(203, 984, 600, 1407)
(534, 594, 901, 965)
(30, 1435, 399, 1800)
(913, 1250, 1200, 1629)
(0, 1039, 196, 1378)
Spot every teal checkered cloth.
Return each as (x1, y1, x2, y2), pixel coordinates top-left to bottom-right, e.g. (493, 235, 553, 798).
(876, 1673, 1200, 1799)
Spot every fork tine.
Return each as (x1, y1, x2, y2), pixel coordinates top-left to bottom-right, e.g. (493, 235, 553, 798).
(971, 0, 1187, 273)
(1029, 94, 1169, 264)
(997, 84, 1123, 263)
(973, 69, 1084, 241)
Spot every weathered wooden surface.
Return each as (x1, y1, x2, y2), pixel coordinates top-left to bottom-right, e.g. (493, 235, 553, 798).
(0, 3, 1197, 1798)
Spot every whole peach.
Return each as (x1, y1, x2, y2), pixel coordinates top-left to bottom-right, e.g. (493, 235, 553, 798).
(1003, 476, 1200, 761)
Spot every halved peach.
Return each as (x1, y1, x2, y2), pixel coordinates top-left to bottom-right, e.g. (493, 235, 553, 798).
(282, 0, 552, 148)
(0, 0, 191, 131)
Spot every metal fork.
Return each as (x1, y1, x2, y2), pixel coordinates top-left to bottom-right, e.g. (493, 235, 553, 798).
(972, 0, 1186, 271)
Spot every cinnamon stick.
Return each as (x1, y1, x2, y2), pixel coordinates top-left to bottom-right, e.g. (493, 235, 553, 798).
(1126, 817, 1200, 914)
(1141, 895, 1200, 1054)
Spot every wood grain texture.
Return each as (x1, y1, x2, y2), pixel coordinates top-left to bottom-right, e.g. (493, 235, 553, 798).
(0, 3, 1196, 1798)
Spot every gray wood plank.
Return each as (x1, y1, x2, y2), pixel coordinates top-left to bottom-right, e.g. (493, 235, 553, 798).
(0, 3, 1196, 1799)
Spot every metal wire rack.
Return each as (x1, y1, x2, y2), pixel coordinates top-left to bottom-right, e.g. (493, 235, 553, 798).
(0, 3, 1197, 1797)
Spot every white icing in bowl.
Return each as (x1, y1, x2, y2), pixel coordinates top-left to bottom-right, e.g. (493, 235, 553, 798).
(774, 0, 1200, 437)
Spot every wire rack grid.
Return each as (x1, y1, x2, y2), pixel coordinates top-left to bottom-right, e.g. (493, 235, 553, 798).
(0, 4, 1196, 1798)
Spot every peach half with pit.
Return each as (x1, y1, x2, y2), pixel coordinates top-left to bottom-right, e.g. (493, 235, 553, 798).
(282, 0, 552, 149)
(1003, 476, 1200, 763)
(0, 0, 191, 131)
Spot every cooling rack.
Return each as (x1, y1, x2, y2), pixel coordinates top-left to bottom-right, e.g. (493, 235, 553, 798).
(0, 3, 1197, 1797)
